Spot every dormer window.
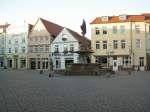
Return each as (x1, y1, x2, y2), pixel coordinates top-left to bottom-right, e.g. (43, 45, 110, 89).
(119, 14, 127, 20)
(101, 16, 109, 22)
(62, 34, 67, 41)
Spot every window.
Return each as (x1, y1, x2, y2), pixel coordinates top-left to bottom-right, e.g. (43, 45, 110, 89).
(70, 44, 74, 52)
(62, 34, 67, 41)
(45, 47, 49, 52)
(30, 37, 33, 41)
(96, 41, 100, 49)
(113, 40, 118, 49)
(22, 47, 26, 53)
(46, 36, 48, 40)
(35, 47, 38, 52)
(8, 48, 11, 53)
(103, 41, 107, 49)
(119, 15, 127, 20)
(9, 40, 11, 44)
(35, 37, 38, 41)
(29, 47, 33, 52)
(120, 25, 125, 33)
(112, 26, 117, 34)
(22, 38, 25, 43)
(64, 44, 68, 52)
(101, 16, 109, 21)
(1, 48, 4, 54)
(121, 40, 126, 49)
(95, 28, 100, 35)
(15, 47, 18, 53)
(2, 38, 4, 44)
(139, 57, 144, 66)
(135, 25, 140, 33)
(122, 56, 131, 65)
(40, 36, 43, 41)
(40, 47, 43, 52)
(55, 45, 59, 53)
(136, 39, 141, 48)
(102, 26, 107, 35)
(15, 40, 18, 44)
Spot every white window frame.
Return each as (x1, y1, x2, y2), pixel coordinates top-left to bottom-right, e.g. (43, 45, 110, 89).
(136, 39, 141, 48)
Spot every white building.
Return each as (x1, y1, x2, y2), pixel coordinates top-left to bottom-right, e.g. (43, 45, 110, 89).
(51, 28, 91, 70)
(0, 24, 10, 68)
(6, 21, 28, 69)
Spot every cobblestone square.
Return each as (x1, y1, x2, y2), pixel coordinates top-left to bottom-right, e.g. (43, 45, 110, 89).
(0, 70, 150, 112)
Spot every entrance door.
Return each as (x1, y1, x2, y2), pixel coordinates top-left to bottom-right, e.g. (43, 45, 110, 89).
(56, 60, 61, 69)
(31, 59, 36, 69)
(7, 59, 12, 68)
(65, 59, 73, 68)
(113, 60, 118, 71)
(139, 57, 145, 71)
(14, 58, 18, 69)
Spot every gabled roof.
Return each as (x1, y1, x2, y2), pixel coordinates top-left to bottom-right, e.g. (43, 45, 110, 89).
(0, 24, 10, 29)
(40, 18, 63, 37)
(66, 28, 91, 45)
(28, 24, 33, 33)
(90, 14, 150, 24)
(29, 18, 63, 37)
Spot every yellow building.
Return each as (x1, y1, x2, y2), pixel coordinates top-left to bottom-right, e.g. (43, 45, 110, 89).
(90, 13, 150, 71)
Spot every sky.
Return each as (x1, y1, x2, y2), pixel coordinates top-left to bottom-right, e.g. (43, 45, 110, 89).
(0, 0, 150, 38)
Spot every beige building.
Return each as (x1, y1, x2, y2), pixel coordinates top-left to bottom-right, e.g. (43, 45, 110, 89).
(90, 13, 150, 70)
(27, 18, 63, 70)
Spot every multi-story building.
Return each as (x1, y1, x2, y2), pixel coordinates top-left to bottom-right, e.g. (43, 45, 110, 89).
(90, 13, 150, 71)
(27, 18, 63, 70)
(6, 21, 28, 69)
(51, 28, 91, 70)
(0, 24, 10, 68)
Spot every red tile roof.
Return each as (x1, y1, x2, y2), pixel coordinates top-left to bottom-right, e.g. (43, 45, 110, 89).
(67, 28, 91, 46)
(90, 14, 150, 24)
(40, 18, 63, 37)
(0, 24, 10, 29)
(29, 18, 63, 37)
(28, 24, 33, 33)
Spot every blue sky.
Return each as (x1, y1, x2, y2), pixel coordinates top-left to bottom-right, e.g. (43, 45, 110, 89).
(0, 0, 150, 38)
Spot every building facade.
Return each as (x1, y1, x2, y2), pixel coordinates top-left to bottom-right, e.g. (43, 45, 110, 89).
(6, 21, 28, 69)
(0, 24, 10, 68)
(90, 13, 150, 70)
(51, 28, 91, 70)
(27, 18, 63, 70)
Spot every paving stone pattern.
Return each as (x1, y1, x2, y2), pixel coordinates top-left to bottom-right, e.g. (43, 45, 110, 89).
(0, 70, 150, 112)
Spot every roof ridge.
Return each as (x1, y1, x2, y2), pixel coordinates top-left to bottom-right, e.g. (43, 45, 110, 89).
(40, 18, 63, 29)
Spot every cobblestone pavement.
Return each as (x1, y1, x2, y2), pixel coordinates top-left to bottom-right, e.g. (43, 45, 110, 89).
(0, 70, 150, 112)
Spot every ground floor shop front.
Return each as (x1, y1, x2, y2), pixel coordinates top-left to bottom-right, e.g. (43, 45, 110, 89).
(28, 58, 49, 70)
(94, 55, 147, 71)
(0, 55, 27, 69)
(52, 53, 79, 70)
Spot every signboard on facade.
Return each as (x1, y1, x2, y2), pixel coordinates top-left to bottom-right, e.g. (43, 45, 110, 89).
(51, 53, 74, 57)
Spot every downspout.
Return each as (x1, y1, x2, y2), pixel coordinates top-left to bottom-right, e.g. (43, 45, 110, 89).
(145, 22, 147, 70)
